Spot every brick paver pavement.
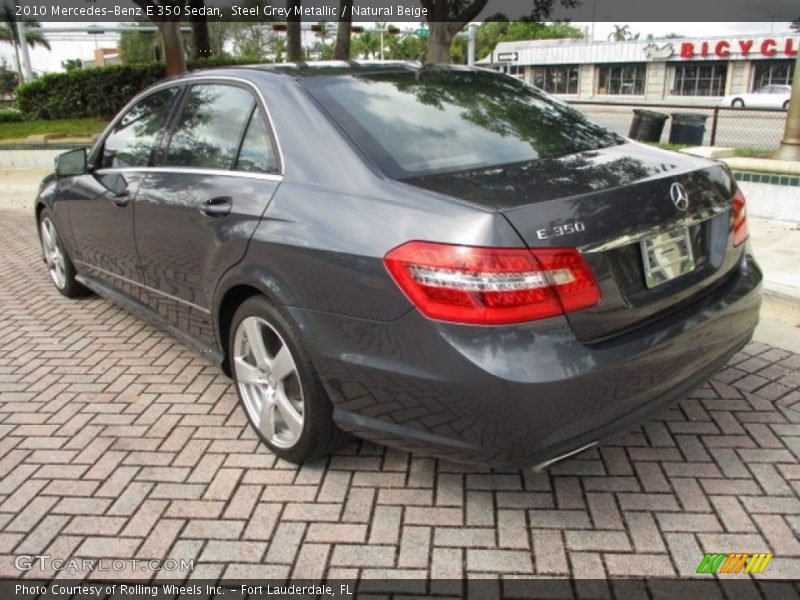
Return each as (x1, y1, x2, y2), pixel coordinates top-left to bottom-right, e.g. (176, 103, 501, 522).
(1, 208, 799, 584)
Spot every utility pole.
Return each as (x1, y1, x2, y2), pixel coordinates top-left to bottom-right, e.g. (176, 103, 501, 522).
(773, 54, 800, 161)
(16, 20, 33, 82)
(467, 23, 476, 66)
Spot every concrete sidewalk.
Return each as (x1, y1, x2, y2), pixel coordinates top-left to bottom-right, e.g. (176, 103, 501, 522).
(2, 168, 799, 351)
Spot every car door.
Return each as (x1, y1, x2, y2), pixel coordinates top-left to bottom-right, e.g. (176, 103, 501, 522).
(67, 86, 181, 302)
(769, 85, 788, 108)
(133, 81, 282, 346)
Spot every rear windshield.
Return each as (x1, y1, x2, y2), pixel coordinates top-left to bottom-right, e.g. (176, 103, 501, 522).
(306, 68, 623, 178)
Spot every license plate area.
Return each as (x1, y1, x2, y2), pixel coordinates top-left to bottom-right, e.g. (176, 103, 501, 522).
(640, 227, 695, 289)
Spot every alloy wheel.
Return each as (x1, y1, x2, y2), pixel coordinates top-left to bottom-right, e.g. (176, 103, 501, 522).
(233, 316, 305, 448)
(40, 217, 66, 289)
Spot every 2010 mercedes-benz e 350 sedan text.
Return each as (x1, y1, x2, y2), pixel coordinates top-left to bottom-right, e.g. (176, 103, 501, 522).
(36, 63, 761, 468)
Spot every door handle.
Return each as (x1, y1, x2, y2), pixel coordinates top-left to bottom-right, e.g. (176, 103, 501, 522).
(111, 189, 130, 207)
(200, 196, 233, 217)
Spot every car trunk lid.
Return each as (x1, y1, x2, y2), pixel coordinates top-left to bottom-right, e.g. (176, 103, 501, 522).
(402, 142, 741, 341)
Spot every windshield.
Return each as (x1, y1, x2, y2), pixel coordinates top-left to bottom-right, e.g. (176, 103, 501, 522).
(306, 68, 623, 178)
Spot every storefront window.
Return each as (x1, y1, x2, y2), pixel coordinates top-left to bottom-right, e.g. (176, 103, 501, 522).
(597, 64, 646, 95)
(752, 60, 794, 89)
(670, 62, 727, 96)
(531, 65, 579, 94)
(492, 64, 523, 79)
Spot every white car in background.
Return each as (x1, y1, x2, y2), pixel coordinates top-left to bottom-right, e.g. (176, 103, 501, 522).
(722, 84, 791, 109)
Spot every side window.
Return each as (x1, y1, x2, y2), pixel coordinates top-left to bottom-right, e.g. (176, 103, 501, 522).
(101, 87, 178, 168)
(164, 84, 255, 169)
(235, 109, 279, 174)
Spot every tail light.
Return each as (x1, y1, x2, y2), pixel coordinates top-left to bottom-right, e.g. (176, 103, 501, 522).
(384, 241, 601, 325)
(731, 188, 749, 247)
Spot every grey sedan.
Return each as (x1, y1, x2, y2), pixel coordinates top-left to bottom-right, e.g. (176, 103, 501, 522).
(35, 62, 761, 468)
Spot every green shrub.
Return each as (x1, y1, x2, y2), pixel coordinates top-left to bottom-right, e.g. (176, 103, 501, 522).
(0, 108, 24, 123)
(16, 56, 267, 120)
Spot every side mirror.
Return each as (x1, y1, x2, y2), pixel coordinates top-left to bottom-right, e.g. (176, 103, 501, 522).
(55, 148, 87, 177)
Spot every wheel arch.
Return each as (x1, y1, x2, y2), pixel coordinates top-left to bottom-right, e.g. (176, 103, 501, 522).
(35, 200, 46, 222)
(214, 269, 300, 377)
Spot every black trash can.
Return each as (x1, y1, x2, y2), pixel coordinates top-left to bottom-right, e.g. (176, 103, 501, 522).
(669, 112, 708, 145)
(629, 109, 669, 142)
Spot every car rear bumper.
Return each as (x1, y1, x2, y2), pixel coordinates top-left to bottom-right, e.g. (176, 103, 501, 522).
(289, 252, 762, 467)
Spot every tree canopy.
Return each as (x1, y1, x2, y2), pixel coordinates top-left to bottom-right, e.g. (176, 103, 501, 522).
(475, 19, 584, 60)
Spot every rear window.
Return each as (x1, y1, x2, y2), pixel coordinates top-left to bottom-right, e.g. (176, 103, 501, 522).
(306, 68, 623, 178)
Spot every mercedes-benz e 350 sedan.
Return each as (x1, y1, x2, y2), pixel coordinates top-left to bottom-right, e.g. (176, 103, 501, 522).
(36, 63, 761, 468)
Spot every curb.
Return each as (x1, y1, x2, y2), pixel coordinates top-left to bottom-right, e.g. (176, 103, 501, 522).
(762, 287, 800, 312)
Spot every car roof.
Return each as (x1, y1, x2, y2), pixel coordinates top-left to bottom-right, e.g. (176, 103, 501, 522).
(179, 61, 488, 81)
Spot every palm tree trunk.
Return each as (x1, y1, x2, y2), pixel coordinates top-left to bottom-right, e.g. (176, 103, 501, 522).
(334, 0, 353, 60)
(158, 21, 187, 75)
(12, 42, 23, 83)
(773, 54, 800, 160)
(287, 1, 302, 62)
(189, 0, 212, 59)
(426, 23, 453, 63)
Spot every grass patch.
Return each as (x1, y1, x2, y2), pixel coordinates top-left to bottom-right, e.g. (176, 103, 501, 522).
(0, 117, 108, 140)
(654, 142, 692, 152)
(732, 147, 772, 159)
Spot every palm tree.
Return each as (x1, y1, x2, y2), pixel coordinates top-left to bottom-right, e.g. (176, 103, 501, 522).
(608, 24, 631, 42)
(269, 36, 287, 63)
(334, 0, 353, 59)
(0, 6, 50, 81)
(352, 31, 381, 59)
(287, 0, 302, 61)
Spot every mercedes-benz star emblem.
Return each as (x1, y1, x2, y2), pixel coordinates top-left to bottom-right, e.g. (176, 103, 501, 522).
(670, 182, 690, 211)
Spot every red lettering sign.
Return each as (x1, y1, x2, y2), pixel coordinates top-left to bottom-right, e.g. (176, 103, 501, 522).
(738, 40, 753, 56)
(676, 37, 800, 59)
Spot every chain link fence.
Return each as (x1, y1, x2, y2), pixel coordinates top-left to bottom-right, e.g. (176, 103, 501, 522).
(569, 101, 788, 153)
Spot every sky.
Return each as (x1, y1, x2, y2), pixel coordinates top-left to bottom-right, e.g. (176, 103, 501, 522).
(2, 21, 797, 76)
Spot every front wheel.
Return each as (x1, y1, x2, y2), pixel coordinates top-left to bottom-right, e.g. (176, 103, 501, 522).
(784, 100, 790, 110)
(731, 98, 744, 108)
(38, 209, 87, 298)
(229, 295, 346, 463)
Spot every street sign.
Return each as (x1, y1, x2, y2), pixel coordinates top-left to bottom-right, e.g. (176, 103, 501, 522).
(415, 28, 429, 37)
(496, 52, 519, 62)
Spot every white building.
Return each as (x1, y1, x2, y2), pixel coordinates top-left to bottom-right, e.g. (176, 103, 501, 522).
(478, 34, 798, 104)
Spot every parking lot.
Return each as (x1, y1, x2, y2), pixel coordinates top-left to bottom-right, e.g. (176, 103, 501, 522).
(0, 208, 799, 587)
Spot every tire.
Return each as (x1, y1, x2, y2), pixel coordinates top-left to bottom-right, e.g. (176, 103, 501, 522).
(229, 295, 346, 463)
(731, 98, 744, 108)
(783, 100, 790, 110)
(38, 208, 87, 298)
